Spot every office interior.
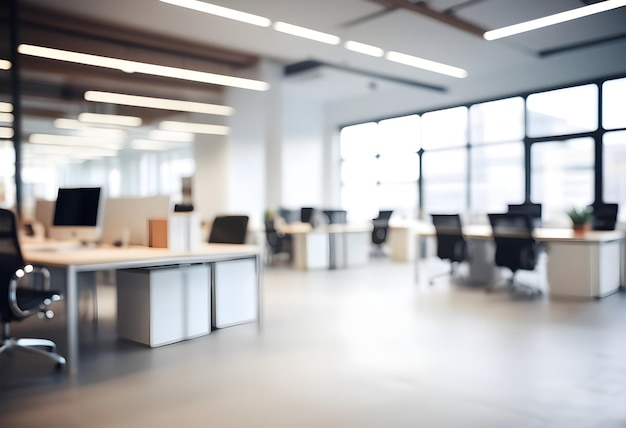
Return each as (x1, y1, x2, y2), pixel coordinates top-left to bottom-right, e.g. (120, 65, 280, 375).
(2, 1, 626, 427)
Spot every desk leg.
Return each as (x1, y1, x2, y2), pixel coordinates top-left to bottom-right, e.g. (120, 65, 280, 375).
(65, 265, 79, 376)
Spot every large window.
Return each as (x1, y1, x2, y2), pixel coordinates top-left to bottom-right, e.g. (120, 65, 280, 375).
(531, 138, 594, 224)
(340, 117, 419, 221)
(603, 78, 626, 130)
(340, 75, 624, 227)
(422, 148, 467, 214)
(603, 131, 626, 222)
(470, 142, 524, 214)
(470, 97, 524, 144)
(527, 84, 598, 137)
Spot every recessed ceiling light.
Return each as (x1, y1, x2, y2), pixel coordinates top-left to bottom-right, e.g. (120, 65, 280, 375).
(484, 0, 626, 40)
(53, 118, 128, 137)
(273, 22, 340, 45)
(0, 113, 14, 123)
(84, 91, 234, 116)
(78, 112, 142, 127)
(18, 44, 270, 91)
(0, 59, 11, 70)
(344, 41, 384, 57)
(160, 120, 229, 135)
(0, 102, 13, 113)
(160, 0, 271, 27)
(0, 127, 14, 139)
(385, 51, 467, 79)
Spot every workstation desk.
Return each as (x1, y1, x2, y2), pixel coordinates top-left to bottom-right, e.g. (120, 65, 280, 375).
(395, 222, 626, 299)
(22, 242, 263, 376)
(278, 222, 371, 270)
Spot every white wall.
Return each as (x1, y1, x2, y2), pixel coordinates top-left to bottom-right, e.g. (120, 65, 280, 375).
(281, 94, 325, 209)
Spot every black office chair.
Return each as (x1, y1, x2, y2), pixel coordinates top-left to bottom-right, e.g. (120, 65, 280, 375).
(589, 203, 618, 231)
(208, 215, 249, 244)
(507, 203, 542, 228)
(264, 218, 292, 264)
(371, 210, 393, 256)
(487, 212, 542, 297)
(429, 214, 467, 285)
(0, 208, 66, 367)
(300, 207, 315, 226)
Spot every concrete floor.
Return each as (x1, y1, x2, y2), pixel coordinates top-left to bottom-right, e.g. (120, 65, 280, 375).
(1, 257, 626, 428)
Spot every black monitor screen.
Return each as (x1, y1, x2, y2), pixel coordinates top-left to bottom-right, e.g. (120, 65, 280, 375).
(53, 187, 102, 227)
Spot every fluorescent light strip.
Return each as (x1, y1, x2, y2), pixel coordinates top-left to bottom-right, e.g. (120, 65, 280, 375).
(273, 22, 340, 45)
(54, 118, 128, 138)
(149, 130, 195, 142)
(484, 0, 626, 40)
(160, 0, 271, 27)
(78, 112, 142, 127)
(0, 113, 14, 123)
(344, 41, 384, 57)
(0, 127, 14, 139)
(18, 44, 270, 91)
(160, 120, 229, 135)
(0, 60, 11, 70)
(0, 102, 13, 113)
(84, 90, 233, 116)
(24, 144, 118, 159)
(131, 139, 182, 151)
(386, 51, 467, 79)
(29, 133, 124, 150)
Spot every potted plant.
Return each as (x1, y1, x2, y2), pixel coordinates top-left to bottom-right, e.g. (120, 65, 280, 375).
(567, 206, 592, 233)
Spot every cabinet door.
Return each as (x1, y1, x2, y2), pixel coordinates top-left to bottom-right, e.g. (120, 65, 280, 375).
(214, 258, 258, 328)
(183, 264, 211, 338)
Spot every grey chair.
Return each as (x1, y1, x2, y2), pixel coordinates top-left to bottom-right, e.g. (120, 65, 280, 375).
(0, 208, 66, 367)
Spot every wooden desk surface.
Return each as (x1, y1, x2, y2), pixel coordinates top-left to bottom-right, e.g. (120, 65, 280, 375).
(22, 242, 262, 270)
(389, 222, 626, 242)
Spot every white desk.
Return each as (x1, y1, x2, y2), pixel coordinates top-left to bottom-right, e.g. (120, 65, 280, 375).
(22, 243, 263, 375)
(408, 224, 626, 299)
(280, 223, 372, 270)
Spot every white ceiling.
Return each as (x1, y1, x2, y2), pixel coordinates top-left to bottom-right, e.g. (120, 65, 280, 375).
(18, 0, 626, 105)
(7, 0, 626, 166)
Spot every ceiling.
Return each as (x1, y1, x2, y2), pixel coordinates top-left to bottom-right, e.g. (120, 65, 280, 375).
(4, 0, 626, 165)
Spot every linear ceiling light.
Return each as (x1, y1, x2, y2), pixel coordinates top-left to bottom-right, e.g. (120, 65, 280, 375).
(54, 118, 128, 137)
(0, 60, 11, 70)
(29, 133, 123, 150)
(160, 120, 229, 135)
(78, 112, 142, 127)
(345, 41, 384, 57)
(160, 0, 271, 27)
(0, 102, 12, 113)
(0, 113, 14, 123)
(18, 44, 270, 91)
(84, 90, 234, 115)
(149, 130, 195, 142)
(273, 22, 340, 45)
(484, 0, 626, 40)
(385, 51, 468, 78)
(131, 139, 185, 151)
(0, 127, 14, 139)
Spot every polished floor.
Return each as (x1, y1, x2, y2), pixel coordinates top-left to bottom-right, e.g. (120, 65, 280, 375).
(1, 257, 626, 428)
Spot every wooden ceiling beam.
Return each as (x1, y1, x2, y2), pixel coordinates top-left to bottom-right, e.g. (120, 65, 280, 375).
(369, 0, 487, 38)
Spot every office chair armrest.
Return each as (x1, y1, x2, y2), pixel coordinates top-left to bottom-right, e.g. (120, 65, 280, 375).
(9, 265, 52, 318)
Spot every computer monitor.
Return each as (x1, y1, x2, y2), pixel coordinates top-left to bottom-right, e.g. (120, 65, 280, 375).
(49, 187, 105, 244)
